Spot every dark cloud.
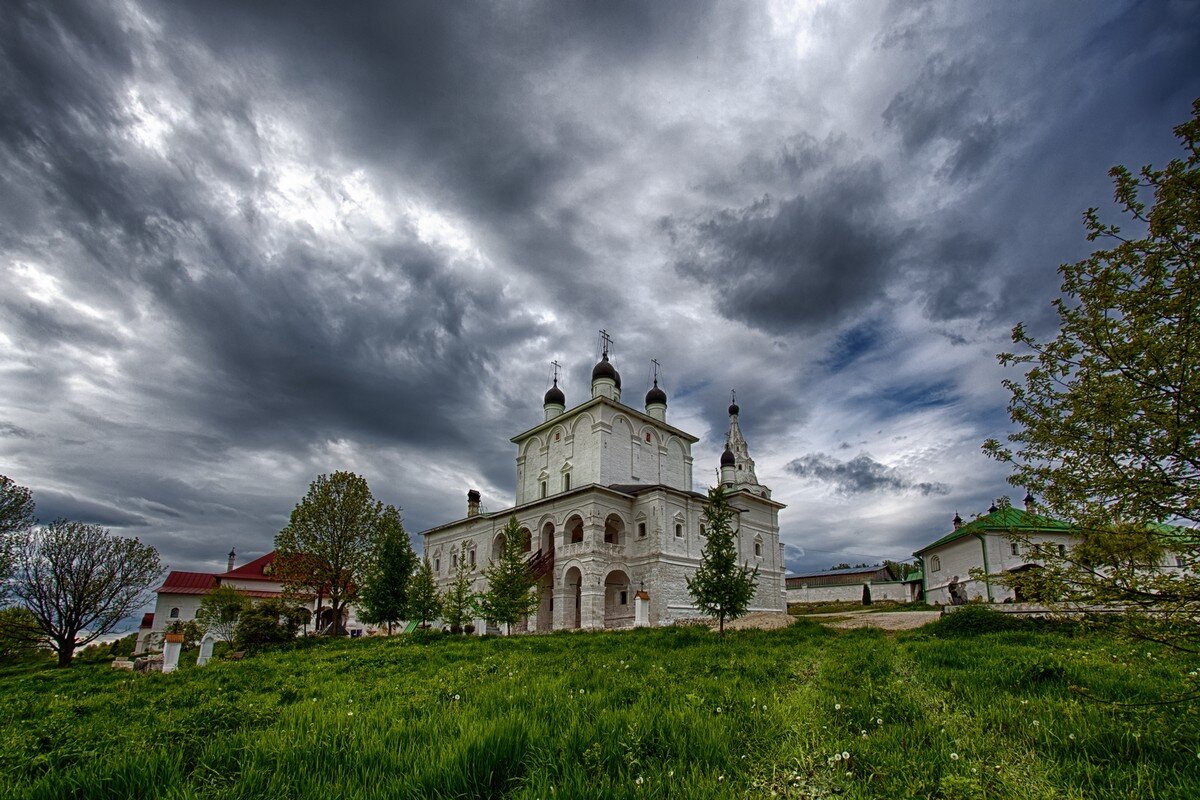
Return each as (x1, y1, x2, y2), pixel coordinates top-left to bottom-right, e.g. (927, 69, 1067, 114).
(786, 452, 949, 497)
(33, 489, 150, 528)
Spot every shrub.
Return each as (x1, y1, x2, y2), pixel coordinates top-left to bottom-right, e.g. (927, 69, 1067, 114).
(234, 599, 300, 650)
(928, 605, 1024, 636)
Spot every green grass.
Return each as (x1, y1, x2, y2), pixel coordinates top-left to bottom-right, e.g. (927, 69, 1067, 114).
(1, 619, 1197, 799)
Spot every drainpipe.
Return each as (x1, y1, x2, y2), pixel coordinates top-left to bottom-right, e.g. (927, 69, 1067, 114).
(973, 533, 994, 602)
(915, 554, 927, 603)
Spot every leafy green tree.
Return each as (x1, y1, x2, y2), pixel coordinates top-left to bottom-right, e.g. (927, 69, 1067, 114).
(0, 606, 44, 664)
(407, 557, 442, 628)
(234, 598, 301, 650)
(195, 584, 251, 645)
(687, 486, 759, 634)
(357, 506, 417, 634)
(476, 516, 539, 633)
(441, 542, 477, 633)
(984, 99, 1200, 652)
(9, 520, 162, 666)
(275, 471, 391, 636)
(1, 475, 36, 596)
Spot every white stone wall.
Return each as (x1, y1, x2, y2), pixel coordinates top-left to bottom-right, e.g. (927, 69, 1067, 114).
(786, 581, 911, 604)
(922, 530, 1082, 604)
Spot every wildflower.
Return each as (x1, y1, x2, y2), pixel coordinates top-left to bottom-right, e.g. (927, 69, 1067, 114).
(635, 776, 644, 786)
(718, 775, 725, 782)
(716, 707, 722, 714)
(1068, 734, 1076, 740)
(841, 751, 849, 760)
(667, 771, 674, 778)
(347, 711, 354, 716)
(1032, 720, 1040, 727)
(834, 703, 841, 710)
(950, 753, 959, 761)
(453, 694, 461, 701)
(876, 718, 883, 725)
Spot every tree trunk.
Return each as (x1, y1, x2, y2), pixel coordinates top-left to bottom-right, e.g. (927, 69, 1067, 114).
(56, 640, 74, 668)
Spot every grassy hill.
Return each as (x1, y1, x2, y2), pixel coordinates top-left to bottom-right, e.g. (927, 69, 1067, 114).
(2, 616, 1198, 799)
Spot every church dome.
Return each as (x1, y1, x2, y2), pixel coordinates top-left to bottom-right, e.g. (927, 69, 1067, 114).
(543, 380, 565, 406)
(720, 443, 735, 467)
(592, 353, 621, 389)
(645, 381, 667, 406)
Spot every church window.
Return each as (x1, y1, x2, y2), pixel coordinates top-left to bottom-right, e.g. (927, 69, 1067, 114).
(435, 557, 440, 573)
(619, 590, 628, 605)
(540, 481, 547, 498)
(555, 432, 561, 441)
(754, 537, 763, 557)
(637, 522, 646, 538)
(1011, 542, 1020, 556)
(700, 524, 706, 537)
(675, 523, 683, 538)
(452, 553, 458, 568)
(169, 607, 180, 619)
(1057, 544, 1066, 557)
(469, 548, 476, 567)
(930, 555, 941, 572)
(563, 472, 571, 492)
(645, 432, 652, 442)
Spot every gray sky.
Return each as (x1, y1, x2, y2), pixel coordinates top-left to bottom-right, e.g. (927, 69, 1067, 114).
(2, 0, 1198, 577)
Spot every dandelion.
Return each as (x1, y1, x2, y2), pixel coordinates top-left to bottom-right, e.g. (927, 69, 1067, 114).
(347, 711, 354, 716)
(876, 718, 883, 725)
(453, 694, 461, 701)
(950, 753, 959, 761)
(762, 705, 767, 711)
(635, 776, 644, 786)
(668, 771, 674, 778)
(841, 751, 849, 760)
(718, 775, 725, 782)
(1068, 734, 1076, 741)
(716, 707, 722, 714)
(1032, 720, 1040, 727)
(834, 703, 841, 710)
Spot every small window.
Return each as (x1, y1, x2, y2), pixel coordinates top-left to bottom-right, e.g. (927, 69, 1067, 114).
(754, 539, 762, 557)
(563, 473, 571, 492)
(645, 432, 652, 443)
(638, 522, 646, 538)
(169, 607, 180, 619)
(435, 558, 440, 573)
(619, 590, 628, 605)
(1011, 542, 1020, 556)
(452, 553, 458, 568)
(469, 549, 476, 567)
(1057, 544, 1066, 558)
(540, 481, 547, 499)
(930, 555, 941, 572)
(700, 525, 706, 537)
(555, 431, 561, 441)
(675, 523, 683, 538)
(1177, 555, 1186, 568)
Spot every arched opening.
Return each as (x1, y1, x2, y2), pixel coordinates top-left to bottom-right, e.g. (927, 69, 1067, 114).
(604, 569, 633, 629)
(563, 566, 583, 629)
(169, 607, 180, 619)
(540, 521, 555, 553)
(566, 514, 584, 544)
(536, 573, 555, 632)
(492, 532, 507, 562)
(604, 514, 625, 545)
(519, 527, 533, 553)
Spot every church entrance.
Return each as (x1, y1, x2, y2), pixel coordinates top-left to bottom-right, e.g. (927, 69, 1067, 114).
(563, 566, 582, 629)
(603, 569, 633, 629)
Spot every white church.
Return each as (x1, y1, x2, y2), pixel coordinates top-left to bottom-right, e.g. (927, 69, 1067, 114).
(420, 339, 787, 631)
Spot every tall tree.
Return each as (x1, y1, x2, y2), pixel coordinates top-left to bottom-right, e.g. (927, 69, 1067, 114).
(407, 557, 442, 628)
(195, 584, 251, 645)
(476, 516, 539, 633)
(687, 486, 759, 634)
(1, 475, 36, 595)
(10, 520, 162, 667)
(441, 542, 477, 633)
(357, 506, 417, 634)
(984, 99, 1200, 652)
(274, 471, 388, 636)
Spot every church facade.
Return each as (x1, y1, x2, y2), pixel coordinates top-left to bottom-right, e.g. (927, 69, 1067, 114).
(420, 346, 787, 631)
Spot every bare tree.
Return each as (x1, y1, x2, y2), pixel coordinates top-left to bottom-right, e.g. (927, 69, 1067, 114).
(11, 520, 162, 667)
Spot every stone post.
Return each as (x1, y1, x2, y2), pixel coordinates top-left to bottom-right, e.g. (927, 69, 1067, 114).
(581, 584, 604, 630)
(196, 634, 216, 666)
(162, 633, 183, 674)
(634, 591, 650, 627)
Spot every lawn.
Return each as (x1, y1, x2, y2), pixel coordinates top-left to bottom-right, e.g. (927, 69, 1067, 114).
(2, 616, 1197, 799)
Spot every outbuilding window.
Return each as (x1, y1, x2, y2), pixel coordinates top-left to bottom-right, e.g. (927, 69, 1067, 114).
(1011, 542, 1020, 556)
(930, 555, 941, 572)
(169, 607, 180, 619)
(638, 522, 646, 538)
(675, 523, 683, 538)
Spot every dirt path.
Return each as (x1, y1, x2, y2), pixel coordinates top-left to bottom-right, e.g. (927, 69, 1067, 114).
(802, 610, 942, 631)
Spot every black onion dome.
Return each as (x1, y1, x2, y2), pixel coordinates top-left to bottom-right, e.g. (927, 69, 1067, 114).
(543, 381, 565, 406)
(720, 444, 736, 467)
(592, 354, 621, 388)
(728, 402, 740, 416)
(645, 381, 667, 406)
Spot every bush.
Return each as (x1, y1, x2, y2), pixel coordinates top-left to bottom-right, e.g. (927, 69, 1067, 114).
(234, 599, 301, 650)
(928, 605, 1024, 636)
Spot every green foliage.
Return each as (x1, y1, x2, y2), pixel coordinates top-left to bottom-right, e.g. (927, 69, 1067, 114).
(984, 100, 1200, 652)
(1, 475, 36, 595)
(356, 505, 417, 634)
(0, 622, 1197, 798)
(0, 606, 44, 664)
(441, 542, 477, 633)
(8, 520, 162, 667)
(233, 599, 301, 651)
(407, 557, 442, 627)
(195, 584, 250, 644)
(928, 605, 1024, 637)
(476, 516, 539, 630)
(687, 486, 758, 633)
(274, 471, 393, 636)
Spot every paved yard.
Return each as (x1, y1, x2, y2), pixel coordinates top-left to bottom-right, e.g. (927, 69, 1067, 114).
(802, 610, 942, 631)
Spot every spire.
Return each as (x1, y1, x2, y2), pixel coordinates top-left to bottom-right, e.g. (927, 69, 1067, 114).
(723, 392, 769, 498)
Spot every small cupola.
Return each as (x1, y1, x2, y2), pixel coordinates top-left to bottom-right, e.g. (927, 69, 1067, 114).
(543, 377, 566, 421)
(645, 361, 667, 421)
(227, 548, 236, 572)
(1024, 491, 1035, 512)
(952, 512, 962, 530)
(467, 489, 481, 517)
(720, 442, 736, 488)
(591, 331, 621, 401)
